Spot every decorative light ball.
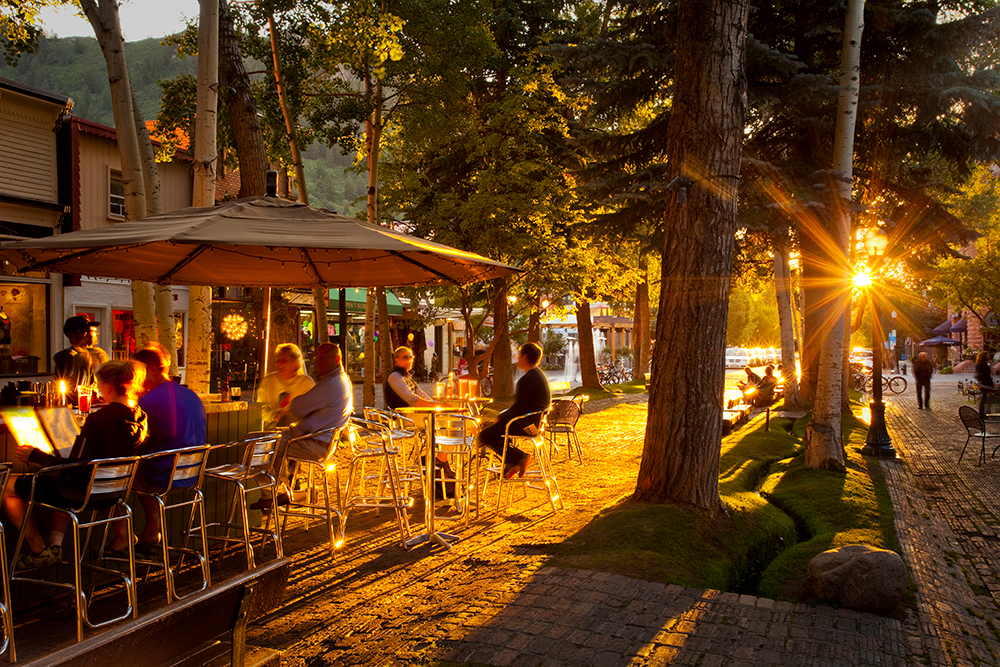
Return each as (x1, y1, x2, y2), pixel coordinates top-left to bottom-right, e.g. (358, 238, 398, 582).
(221, 313, 248, 340)
(407, 333, 414, 341)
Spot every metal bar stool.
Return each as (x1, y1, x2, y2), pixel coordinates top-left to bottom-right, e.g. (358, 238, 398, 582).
(11, 456, 141, 642)
(484, 410, 563, 513)
(272, 426, 346, 556)
(431, 412, 479, 524)
(367, 407, 424, 495)
(0, 462, 15, 662)
(342, 417, 414, 547)
(131, 445, 212, 604)
(198, 433, 283, 569)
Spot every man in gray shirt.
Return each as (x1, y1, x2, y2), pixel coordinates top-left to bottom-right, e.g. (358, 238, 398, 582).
(251, 342, 353, 508)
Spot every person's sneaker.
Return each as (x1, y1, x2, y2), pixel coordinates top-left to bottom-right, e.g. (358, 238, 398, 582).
(48, 544, 63, 563)
(17, 546, 55, 570)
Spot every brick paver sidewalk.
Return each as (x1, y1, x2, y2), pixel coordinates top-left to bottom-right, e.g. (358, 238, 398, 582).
(247, 394, 907, 667)
(883, 379, 1000, 666)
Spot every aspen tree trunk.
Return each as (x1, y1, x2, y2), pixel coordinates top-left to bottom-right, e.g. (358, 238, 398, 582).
(185, 0, 220, 392)
(577, 299, 600, 388)
(80, 0, 160, 356)
(130, 83, 178, 370)
(634, 0, 750, 510)
(805, 0, 864, 471)
(774, 244, 803, 409)
(528, 298, 541, 345)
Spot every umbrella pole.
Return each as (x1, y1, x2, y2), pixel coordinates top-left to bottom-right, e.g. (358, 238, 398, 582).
(263, 287, 272, 380)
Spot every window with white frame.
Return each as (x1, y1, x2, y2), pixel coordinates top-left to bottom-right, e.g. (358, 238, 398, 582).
(108, 169, 126, 219)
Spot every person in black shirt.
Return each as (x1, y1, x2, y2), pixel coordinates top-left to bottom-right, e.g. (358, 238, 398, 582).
(4, 360, 148, 567)
(478, 342, 550, 479)
(913, 351, 934, 410)
(976, 350, 995, 420)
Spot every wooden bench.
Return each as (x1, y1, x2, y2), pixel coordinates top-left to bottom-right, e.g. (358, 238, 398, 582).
(23, 557, 291, 667)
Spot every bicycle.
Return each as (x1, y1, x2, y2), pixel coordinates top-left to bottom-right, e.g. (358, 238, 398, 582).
(856, 371, 907, 395)
(480, 373, 494, 397)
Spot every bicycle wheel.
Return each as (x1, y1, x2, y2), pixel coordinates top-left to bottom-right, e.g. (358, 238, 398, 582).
(889, 376, 907, 394)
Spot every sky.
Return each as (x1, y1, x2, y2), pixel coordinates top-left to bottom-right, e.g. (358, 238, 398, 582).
(37, 0, 201, 42)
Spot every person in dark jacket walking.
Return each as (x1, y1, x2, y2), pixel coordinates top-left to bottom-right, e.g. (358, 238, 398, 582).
(976, 350, 995, 420)
(913, 351, 934, 410)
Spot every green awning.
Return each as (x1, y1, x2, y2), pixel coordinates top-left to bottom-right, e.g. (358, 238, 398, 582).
(328, 288, 403, 315)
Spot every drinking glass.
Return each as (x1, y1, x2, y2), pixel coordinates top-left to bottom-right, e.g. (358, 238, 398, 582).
(231, 386, 242, 401)
(77, 385, 93, 415)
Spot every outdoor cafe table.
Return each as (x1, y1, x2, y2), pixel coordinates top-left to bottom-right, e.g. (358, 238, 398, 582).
(397, 404, 471, 550)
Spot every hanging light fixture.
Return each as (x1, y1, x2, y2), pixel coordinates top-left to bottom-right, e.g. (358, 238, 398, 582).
(222, 313, 248, 340)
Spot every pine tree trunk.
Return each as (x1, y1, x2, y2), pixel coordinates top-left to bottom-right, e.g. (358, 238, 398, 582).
(185, 0, 220, 392)
(219, 0, 267, 198)
(632, 273, 650, 381)
(804, 0, 864, 471)
(491, 280, 514, 399)
(634, 0, 750, 510)
(774, 244, 803, 409)
(577, 299, 600, 388)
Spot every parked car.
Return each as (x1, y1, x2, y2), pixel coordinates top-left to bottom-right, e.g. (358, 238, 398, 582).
(726, 347, 751, 369)
(849, 348, 874, 369)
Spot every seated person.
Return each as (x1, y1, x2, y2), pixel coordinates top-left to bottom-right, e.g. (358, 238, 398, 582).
(478, 342, 550, 479)
(258, 343, 315, 430)
(53, 315, 109, 405)
(753, 365, 779, 406)
(131, 343, 208, 549)
(4, 360, 148, 567)
(251, 343, 353, 509)
(737, 365, 762, 401)
(384, 346, 451, 473)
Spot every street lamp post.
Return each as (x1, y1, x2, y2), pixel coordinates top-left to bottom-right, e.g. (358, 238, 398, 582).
(860, 229, 895, 458)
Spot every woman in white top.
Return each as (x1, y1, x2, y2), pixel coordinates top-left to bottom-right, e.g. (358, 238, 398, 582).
(258, 343, 316, 429)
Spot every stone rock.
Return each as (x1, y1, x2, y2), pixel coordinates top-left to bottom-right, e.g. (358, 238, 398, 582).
(807, 544, 907, 611)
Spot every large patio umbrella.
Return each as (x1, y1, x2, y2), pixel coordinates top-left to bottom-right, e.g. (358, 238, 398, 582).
(0, 196, 518, 287)
(918, 335, 962, 346)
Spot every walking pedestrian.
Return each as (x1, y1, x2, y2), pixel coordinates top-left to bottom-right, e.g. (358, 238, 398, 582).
(913, 351, 934, 410)
(976, 350, 995, 420)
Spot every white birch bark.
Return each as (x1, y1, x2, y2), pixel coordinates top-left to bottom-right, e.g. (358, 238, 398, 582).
(364, 290, 376, 407)
(185, 0, 220, 392)
(804, 0, 864, 470)
(774, 246, 802, 409)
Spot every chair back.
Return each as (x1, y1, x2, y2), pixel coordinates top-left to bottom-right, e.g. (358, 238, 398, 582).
(154, 445, 211, 494)
(242, 433, 281, 476)
(548, 399, 582, 427)
(960, 405, 984, 433)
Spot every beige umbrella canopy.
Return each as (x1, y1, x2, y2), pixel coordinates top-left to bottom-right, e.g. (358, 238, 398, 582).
(0, 196, 518, 287)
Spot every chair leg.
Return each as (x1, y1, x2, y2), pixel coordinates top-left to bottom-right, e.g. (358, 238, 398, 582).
(0, 524, 13, 663)
(959, 435, 972, 464)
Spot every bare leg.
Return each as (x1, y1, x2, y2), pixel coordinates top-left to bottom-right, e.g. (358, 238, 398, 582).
(137, 495, 161, 546)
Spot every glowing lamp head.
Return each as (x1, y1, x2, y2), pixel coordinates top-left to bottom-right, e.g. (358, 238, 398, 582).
(863, 228, 889, 257)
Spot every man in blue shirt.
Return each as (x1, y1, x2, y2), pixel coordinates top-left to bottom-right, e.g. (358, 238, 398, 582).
(133, 343, 207, 548)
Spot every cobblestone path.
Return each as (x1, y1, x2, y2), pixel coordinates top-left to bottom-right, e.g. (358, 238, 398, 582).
(249, 394, 906, 667)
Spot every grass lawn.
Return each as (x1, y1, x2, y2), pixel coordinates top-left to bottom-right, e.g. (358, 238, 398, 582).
(548, 399, 899, 600)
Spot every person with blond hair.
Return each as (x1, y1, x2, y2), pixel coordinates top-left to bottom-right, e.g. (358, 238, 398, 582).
(3, 360, 149, 567)
(258, 343, 315, 430)
(251, 343, 353, 508)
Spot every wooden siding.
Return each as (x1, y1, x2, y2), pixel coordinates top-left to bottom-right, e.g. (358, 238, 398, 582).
(76, 133, 194, 229)
(0, 90, 60, 204)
